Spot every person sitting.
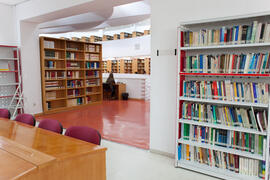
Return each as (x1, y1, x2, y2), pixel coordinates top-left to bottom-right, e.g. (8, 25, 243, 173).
(106, 72, 116, 99)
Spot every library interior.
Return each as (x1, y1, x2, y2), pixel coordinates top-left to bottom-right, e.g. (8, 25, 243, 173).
(0, 0, 270, 179)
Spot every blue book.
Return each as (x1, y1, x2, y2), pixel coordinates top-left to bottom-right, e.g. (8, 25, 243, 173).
(220, 28, 223, 42)
(236, 83, 240, 101)
(253, 54, 259, 73)
(235, 26, 239, 41)
(199, 55, 203, 73)
(201, 127, 205, 143)
(238, 113, 243, 124)
(253, 83, 257, 103)
(178, 144, 181, 160)
(241, 55, 246, 73)
(228, 108, 234, 124)
(248, 54, 255, 73)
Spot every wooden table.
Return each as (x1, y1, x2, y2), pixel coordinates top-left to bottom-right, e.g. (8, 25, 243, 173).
(0, 118, 107, 180)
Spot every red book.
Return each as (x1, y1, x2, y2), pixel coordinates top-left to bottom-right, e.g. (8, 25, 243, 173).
(187, 103, 191, 120)
(212, 81, 218, 100)
(234, 155, 239, 173)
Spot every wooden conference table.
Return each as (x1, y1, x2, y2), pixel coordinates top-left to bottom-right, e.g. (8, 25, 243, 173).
(0, 118, 107, 180)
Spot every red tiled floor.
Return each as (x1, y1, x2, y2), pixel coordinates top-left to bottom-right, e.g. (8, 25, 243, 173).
(36, 100, 150, 149)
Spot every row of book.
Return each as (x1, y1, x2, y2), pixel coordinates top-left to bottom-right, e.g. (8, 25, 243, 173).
(45, 61, 57, 69)
(182, 102, 268, 132)
(183, 53, 270, 74)
(67, 71, 81, 79)
(66, 52, 77, 60)
(67, 62, 81, 69)
(45, 51, 60, 59)
(44, 41, 55, 49)
(86, 71, 99, 78)
(67, 89, 82, 97)
(183, 80, 269, 104)
(67, 97, 83, 107)
(85, 54, 99, 61)
(45, 81, 64, 90)
(45, 71, 65, 79)
(182, 21, 270, 47)
(45, 91, 57, 100)
(178, 144, 265, 178)
(0, 61, 12, 71)
(85, 79, 100, 86)
(181, 124, 265, 154)
(85, 44, 99, 52)
(86, 62, 100, 69)
(67, 80, 83, 88)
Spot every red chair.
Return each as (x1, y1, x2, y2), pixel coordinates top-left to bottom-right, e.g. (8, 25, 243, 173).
(15, 114, 36, 126)
(0, 109, 10, 119)
(65, 126, 101, 145)
(38, 119, 63, 134)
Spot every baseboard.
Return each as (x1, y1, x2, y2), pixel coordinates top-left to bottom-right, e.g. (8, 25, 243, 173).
(128, 98, 145, 101)
(149, 149, 175, 158)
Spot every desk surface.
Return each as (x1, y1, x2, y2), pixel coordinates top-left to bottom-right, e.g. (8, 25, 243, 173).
(0, 118, 107, 180)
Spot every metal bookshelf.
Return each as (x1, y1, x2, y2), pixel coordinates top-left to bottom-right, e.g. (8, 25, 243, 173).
(0, 45, 24, 119)
(176, 14, 270, 180)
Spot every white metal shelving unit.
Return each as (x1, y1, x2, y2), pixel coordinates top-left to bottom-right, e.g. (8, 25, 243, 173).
(0, 45, 23, 119)
(176, 13, 270, 180)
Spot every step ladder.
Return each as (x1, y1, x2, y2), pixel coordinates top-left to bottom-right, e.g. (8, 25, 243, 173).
(8, 83, 24, 120)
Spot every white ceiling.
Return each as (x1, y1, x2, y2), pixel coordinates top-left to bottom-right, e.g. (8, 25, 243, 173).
(0, 0, 28, 5)
(38, 0, 150, 34)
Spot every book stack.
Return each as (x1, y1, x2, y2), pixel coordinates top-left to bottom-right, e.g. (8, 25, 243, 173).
(178, 144, 265, 178)
(67, 62, 80, 69)
(86, 79, 100, 86)
(45, 51, 59, 59)
(183, 80, 269, 104)
(45, 81, 64, 90)
(184, 53, 270, 74)
(181, 123, 265, 153)
(44, 41, 55, 48)
(183, 21, 270, 47)
(67, 80, 82, 88)
(67, 71, 80, 79)
(85, 44, 96, 52)
(66, 52, 76, 60)
(182, 102, 268, 132)
(45, 71, 65, 79)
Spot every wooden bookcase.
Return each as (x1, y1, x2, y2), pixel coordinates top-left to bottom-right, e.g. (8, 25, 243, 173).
(40, 37, 103, 114)
(103, 58, 151, 74)
(176, 14, 270, 180)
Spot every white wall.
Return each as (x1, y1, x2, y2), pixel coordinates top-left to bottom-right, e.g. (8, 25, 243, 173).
(20, 21, 42, 114)
(102, 35, 150, 58)
(103, 73, 150, 100)
(150, 0, 270, 155)
(0, 4, 17, 46)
